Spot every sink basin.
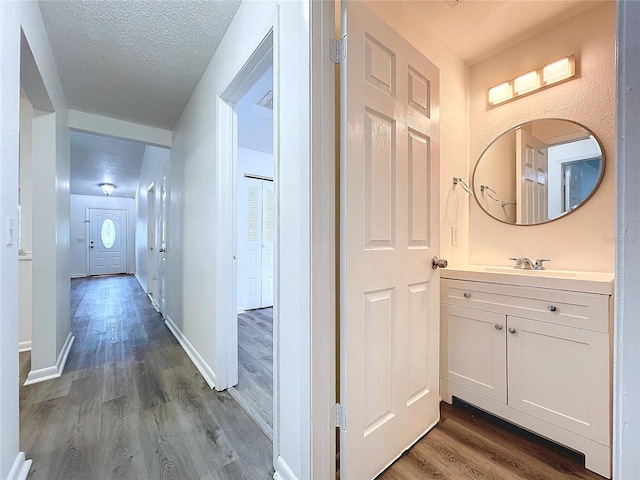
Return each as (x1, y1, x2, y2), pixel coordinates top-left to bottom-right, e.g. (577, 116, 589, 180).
(483, 266, 578, 278)
(440, 265, 614, 295)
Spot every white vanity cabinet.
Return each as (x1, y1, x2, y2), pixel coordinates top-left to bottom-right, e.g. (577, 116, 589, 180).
(440, 268, 614, 478)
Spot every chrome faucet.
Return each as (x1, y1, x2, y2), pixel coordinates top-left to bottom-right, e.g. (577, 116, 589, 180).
(509, 257, 550, 270)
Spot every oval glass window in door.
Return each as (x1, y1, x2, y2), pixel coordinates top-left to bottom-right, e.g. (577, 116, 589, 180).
(101, 218, 116, 249)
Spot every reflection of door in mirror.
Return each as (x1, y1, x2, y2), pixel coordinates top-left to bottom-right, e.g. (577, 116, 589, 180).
(562, 159, 600, 211)
(548, 137, 602, 218)
(516, 129, 548, 224)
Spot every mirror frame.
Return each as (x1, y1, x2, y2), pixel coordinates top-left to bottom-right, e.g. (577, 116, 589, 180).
(472, 118, 606, 226)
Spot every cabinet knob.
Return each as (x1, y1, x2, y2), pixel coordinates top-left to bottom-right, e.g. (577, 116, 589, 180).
(495, 324, 503, 330)
(463, 292, 471, 299)
(548, 305, 557, 312)
(509, 327, 517, 334)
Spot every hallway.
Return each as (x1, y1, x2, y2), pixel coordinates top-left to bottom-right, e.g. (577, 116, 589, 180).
(19, 275, 273, 480)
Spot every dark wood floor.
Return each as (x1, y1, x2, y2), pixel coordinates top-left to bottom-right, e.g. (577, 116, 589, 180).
(19, 275, 273, 480)
(379, 400, 604, 480)
(233, 307, 273, 437)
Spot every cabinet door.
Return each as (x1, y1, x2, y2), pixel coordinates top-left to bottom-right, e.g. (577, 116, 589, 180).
(507, 316, 610, 445)
(441, 304, 507, 403)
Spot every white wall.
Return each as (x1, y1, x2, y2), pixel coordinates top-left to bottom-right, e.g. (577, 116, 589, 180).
(170, 2, 313, 478)
(0, 1, 69, 477)
(468, 3, 615, 272)
(69, 194, 136, 277)
(365, 1, 470, 268)
(135, 145, 170, 293)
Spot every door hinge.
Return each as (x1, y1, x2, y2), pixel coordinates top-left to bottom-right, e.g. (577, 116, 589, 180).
(333, 403, 347, 430)
(330, 36, 347, 64)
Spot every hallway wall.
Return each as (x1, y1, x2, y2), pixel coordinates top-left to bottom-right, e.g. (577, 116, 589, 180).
(170, 2, 314, 478)
(0, 1, 70, 478)
(69, 194, 136, 277)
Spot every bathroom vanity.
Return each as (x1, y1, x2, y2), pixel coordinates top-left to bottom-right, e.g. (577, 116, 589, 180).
(440, 266, 614, 478)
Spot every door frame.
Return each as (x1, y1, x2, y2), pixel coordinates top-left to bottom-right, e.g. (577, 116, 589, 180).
(157, 166, 168, 315)
(217, 31, 274, 391)
(146, 182, 156, 301)
(216, 3, 337, 479)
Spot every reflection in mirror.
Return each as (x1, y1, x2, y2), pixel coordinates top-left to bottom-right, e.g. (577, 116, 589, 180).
(473, 119, 604, 225)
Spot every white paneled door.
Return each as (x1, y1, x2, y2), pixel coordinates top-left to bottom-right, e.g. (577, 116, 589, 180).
(516, 129, 549, 224)
(89, 208, 127, 276)
(340, 2, 441, 479)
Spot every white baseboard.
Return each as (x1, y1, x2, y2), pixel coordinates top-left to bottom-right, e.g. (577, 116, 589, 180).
(24, 365, 60, 385)
(24, 333, 75, 386)
(7, 452, 32, 480)
(164, 315, 217, 389)
(134, 272, 148, 293)
(56, 332, 75, 375)
(70, 273, 86, 278)
(18, 341, 31, 352)
(274, 456, 298, 480)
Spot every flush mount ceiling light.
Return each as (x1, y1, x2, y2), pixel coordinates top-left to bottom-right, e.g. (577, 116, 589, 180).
(487, 54, 576, 108)
(99, 183, 116, 196)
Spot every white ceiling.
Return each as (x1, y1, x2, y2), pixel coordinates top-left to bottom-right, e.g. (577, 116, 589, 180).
(38, 1, 602, 200)
(38, 0, 241, 130)
(38, 0, 240, 199)
(405, 0, 604, 65)
(70, 131, 146, 198)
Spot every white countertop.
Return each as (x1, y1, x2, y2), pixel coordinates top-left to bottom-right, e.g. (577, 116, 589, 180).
(441, 265, 614, 295)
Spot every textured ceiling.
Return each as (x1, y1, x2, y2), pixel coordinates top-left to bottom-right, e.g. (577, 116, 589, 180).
(70, 131, 147, 198)
(406, 0, 604, 65)
(38, 0, 241, 130)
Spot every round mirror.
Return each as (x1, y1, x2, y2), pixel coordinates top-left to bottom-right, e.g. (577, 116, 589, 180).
(473, 119, 604, 225)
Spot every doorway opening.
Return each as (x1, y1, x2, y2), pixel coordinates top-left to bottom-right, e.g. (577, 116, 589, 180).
(227, 42, 275, 440)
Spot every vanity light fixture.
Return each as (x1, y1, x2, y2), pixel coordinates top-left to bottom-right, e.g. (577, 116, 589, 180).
(487, 54, 576, 108)
(99, 183, 116, 196)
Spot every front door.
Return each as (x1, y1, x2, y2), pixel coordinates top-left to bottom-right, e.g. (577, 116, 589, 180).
(89, 208, 127, 276)
(340, 2, 441, 479)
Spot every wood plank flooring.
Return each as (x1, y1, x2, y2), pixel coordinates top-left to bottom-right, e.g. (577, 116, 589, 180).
(19, 275, 273, 480)
(232, 308, 273, 437)
(379, 400, 605, 480)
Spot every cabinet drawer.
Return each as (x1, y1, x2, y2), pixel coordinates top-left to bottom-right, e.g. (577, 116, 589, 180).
(441, 278, 610, 333)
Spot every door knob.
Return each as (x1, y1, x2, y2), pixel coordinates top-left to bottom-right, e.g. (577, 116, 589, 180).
(159, 248, 166, 253)
(431, 256, 448, 270)
(509, 327, 517, 334)
(548, 305, 557, 312)
(495, 324, 503, 330)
